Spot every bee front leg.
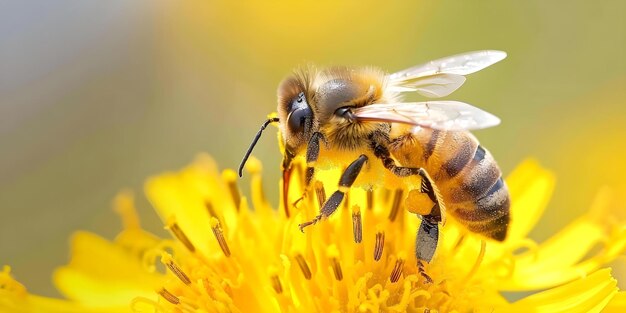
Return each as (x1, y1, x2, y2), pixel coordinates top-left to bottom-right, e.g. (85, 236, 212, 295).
(293, 132, 326, 208)
(298, 154, 368, 232)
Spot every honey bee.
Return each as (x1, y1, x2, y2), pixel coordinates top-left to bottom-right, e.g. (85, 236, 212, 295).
(239, 51, 509, 265)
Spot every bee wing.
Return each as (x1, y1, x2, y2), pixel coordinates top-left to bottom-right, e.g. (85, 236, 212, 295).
(352, 101, 501, 131)
(387, 73, 467, 98)
(388, 50, 507, 98)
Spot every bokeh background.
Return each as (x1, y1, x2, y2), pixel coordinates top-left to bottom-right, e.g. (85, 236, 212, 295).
(1, 0, 625, 297)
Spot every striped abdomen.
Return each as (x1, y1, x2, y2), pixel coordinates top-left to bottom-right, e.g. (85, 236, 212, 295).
(390, 128, 510, 241)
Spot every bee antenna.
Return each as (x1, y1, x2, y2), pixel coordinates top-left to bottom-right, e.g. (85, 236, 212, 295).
(238, 117, 280, 177)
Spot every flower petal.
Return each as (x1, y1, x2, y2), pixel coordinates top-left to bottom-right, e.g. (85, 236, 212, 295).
(506, 159, 556, 242)
(53, 231, 162, 308)
(603, 291, 626, 313)
(498, 269, 618, 313)
(497, 188, 626, 290)
(145, 154, 240, 259)
(1, 266, 121, 313)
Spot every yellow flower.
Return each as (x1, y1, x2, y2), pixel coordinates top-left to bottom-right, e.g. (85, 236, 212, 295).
(1, 155, 625, 312)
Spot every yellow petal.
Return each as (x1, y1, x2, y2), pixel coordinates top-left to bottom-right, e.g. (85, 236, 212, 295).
(53, 232, 162, 308)
(1, 266, 122, 313)
(145, 154, 240, 259)
(498, 189, 626, 290)
(506, 159, 556, 242)
(603, 291, 626, 313)
(498, 269, 617, 313)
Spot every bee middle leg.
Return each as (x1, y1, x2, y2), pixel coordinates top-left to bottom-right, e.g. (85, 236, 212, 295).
(298, 154, 368, 232)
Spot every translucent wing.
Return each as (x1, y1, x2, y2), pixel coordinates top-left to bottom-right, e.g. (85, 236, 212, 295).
(352, 101, 500, 131)
(387, 73, 466, 97)
(388, 50, 507, 98)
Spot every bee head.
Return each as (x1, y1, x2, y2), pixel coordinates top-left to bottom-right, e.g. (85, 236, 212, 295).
(277, 75, 316, 163)
(276, 66, 385, 168)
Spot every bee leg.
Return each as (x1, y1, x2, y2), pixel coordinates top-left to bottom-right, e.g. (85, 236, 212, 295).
(416, 213, 439, 262)
(371, 141, 443, 277)
(418, 259, 433, 284)
(370, 140, 421, 177)
(293, 132, 326, 208)
(299, 154, 368, 232)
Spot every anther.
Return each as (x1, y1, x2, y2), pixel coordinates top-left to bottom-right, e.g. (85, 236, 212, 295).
(374, 231, 385, 261)
(330, 257, 343, 281)
(390, 257, 405, 283)
(270, 275, 283, 294)
(327, 245, 343, 281)
(166, 220, 195, 252)
(210, 218, 231, 257)
(315, 181, 326, 210)
(223, 170, 242, 210)
(294, 254, 312, 280)
(161, 254, 191, 285)
(366, 189, 374, 211)
(158, 288, 180, 305)
(352, 206, 363, 243)
(388, 189, 404, 222)
(205, 200, 217, 218)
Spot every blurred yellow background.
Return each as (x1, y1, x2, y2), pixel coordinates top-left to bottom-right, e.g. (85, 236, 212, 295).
(1, 0, 625, 297)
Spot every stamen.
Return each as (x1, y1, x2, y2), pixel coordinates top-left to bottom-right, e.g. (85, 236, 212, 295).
(452, 234, 466, 253)
(223, 170, 241, 210)
(367, 189, 374, 211)
(463, 240, 486, 282)
(294, 254, 312, 280)
(247, 157, 269, 208)
(113, 192, 140, 230)
(374, 231, 385, 261)
(205, 200, 217, 218)
(131, 297, 164, 312)
(210, 218, 231, 257)
(315, 181, 326, 210)
(161, 253, 191, 285)
(158, 288, 180, 305)
(166, 220, 195, 252)
(388, 189, 404, 221)
(352, 206, 363, 243)
(270, 275, 283, 294)
(389, 256, 405, 283)
(328, 245, 343, 280)
(330, 257, 343, 281)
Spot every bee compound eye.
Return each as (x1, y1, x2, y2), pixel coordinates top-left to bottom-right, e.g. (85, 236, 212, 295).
(287, 107, 312, 133)
(335, 106, 356, 122)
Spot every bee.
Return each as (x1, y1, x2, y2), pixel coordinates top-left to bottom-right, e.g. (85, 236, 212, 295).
(239, 51, 509, 265)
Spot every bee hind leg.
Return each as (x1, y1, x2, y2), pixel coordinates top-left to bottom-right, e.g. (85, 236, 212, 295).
(415, 168, 443, 283)
(416, 213, 439, 283)
(298, 154, 368, 232)
(371, 140, 443, 281)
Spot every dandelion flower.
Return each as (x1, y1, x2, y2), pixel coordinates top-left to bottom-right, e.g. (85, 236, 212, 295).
(1, 155, 625, 313)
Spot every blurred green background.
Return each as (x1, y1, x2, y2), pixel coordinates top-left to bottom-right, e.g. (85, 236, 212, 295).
(1, 0, 625, 297)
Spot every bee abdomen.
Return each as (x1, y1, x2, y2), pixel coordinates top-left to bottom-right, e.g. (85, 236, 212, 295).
(448, 145, 501, 203)
(453, 177, 510, 241)
(439, 144, 510, 241)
